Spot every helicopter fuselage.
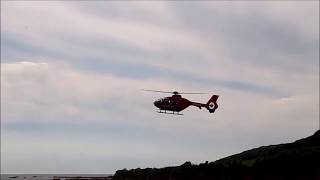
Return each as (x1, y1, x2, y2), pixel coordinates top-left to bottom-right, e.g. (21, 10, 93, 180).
(153, 94, 205, 112)
(145, 90, 219, 114)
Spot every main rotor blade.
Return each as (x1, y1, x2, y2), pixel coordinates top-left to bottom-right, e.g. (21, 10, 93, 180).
(143, 90, 210, 94)
(178, 92, 209, 94)
(142, 89, 174, 94)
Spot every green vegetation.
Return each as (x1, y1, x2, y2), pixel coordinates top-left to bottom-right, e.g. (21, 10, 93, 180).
(112, 130, 320, 180)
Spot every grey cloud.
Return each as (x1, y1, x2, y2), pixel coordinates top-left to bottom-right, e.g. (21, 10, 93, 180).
(172, 2, 318, 72)
(2, 35, 285, 97)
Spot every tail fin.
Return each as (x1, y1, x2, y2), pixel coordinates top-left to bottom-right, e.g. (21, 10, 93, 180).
(206, 95, 219, 113)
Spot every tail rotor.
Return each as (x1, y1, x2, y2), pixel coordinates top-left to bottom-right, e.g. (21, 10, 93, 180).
(206, 95, 219, 113)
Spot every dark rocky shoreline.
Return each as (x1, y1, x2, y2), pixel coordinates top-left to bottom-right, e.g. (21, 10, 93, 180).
(52, 176, 113, 180)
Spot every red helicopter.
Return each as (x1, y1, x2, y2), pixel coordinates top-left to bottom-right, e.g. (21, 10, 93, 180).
(144, 90, 219, 115)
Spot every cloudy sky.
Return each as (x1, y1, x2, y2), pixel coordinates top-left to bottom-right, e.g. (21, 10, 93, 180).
(1, 1, 319, 174)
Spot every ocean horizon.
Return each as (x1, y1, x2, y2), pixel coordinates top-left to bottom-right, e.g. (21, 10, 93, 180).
(0, 174, 113, 180)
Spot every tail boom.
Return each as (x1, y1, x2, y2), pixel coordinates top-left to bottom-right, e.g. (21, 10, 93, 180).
(190, 102, 206, 109)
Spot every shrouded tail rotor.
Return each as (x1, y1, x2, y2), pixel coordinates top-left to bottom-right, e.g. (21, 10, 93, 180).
(206, 95, 219, 113)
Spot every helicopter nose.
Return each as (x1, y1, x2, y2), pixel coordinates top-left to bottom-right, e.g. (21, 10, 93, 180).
(154, 101, 160, 108)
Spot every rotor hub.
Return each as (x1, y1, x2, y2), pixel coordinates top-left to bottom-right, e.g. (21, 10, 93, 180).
(173, 91, 179, 95)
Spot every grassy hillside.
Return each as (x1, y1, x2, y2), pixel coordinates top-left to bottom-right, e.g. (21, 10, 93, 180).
(112, 130, 320, 180)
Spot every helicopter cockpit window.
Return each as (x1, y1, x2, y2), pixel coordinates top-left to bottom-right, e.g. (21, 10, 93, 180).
(157, 98, 175, 105)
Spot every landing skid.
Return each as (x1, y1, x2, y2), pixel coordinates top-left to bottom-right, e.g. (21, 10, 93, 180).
(157, 110, 183, 115)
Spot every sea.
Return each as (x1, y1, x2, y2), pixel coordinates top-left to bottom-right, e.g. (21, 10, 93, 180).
(0, 174, 113, 180)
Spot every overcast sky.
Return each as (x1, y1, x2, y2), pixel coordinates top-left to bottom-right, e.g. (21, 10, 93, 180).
(1, 1, 319, 174)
